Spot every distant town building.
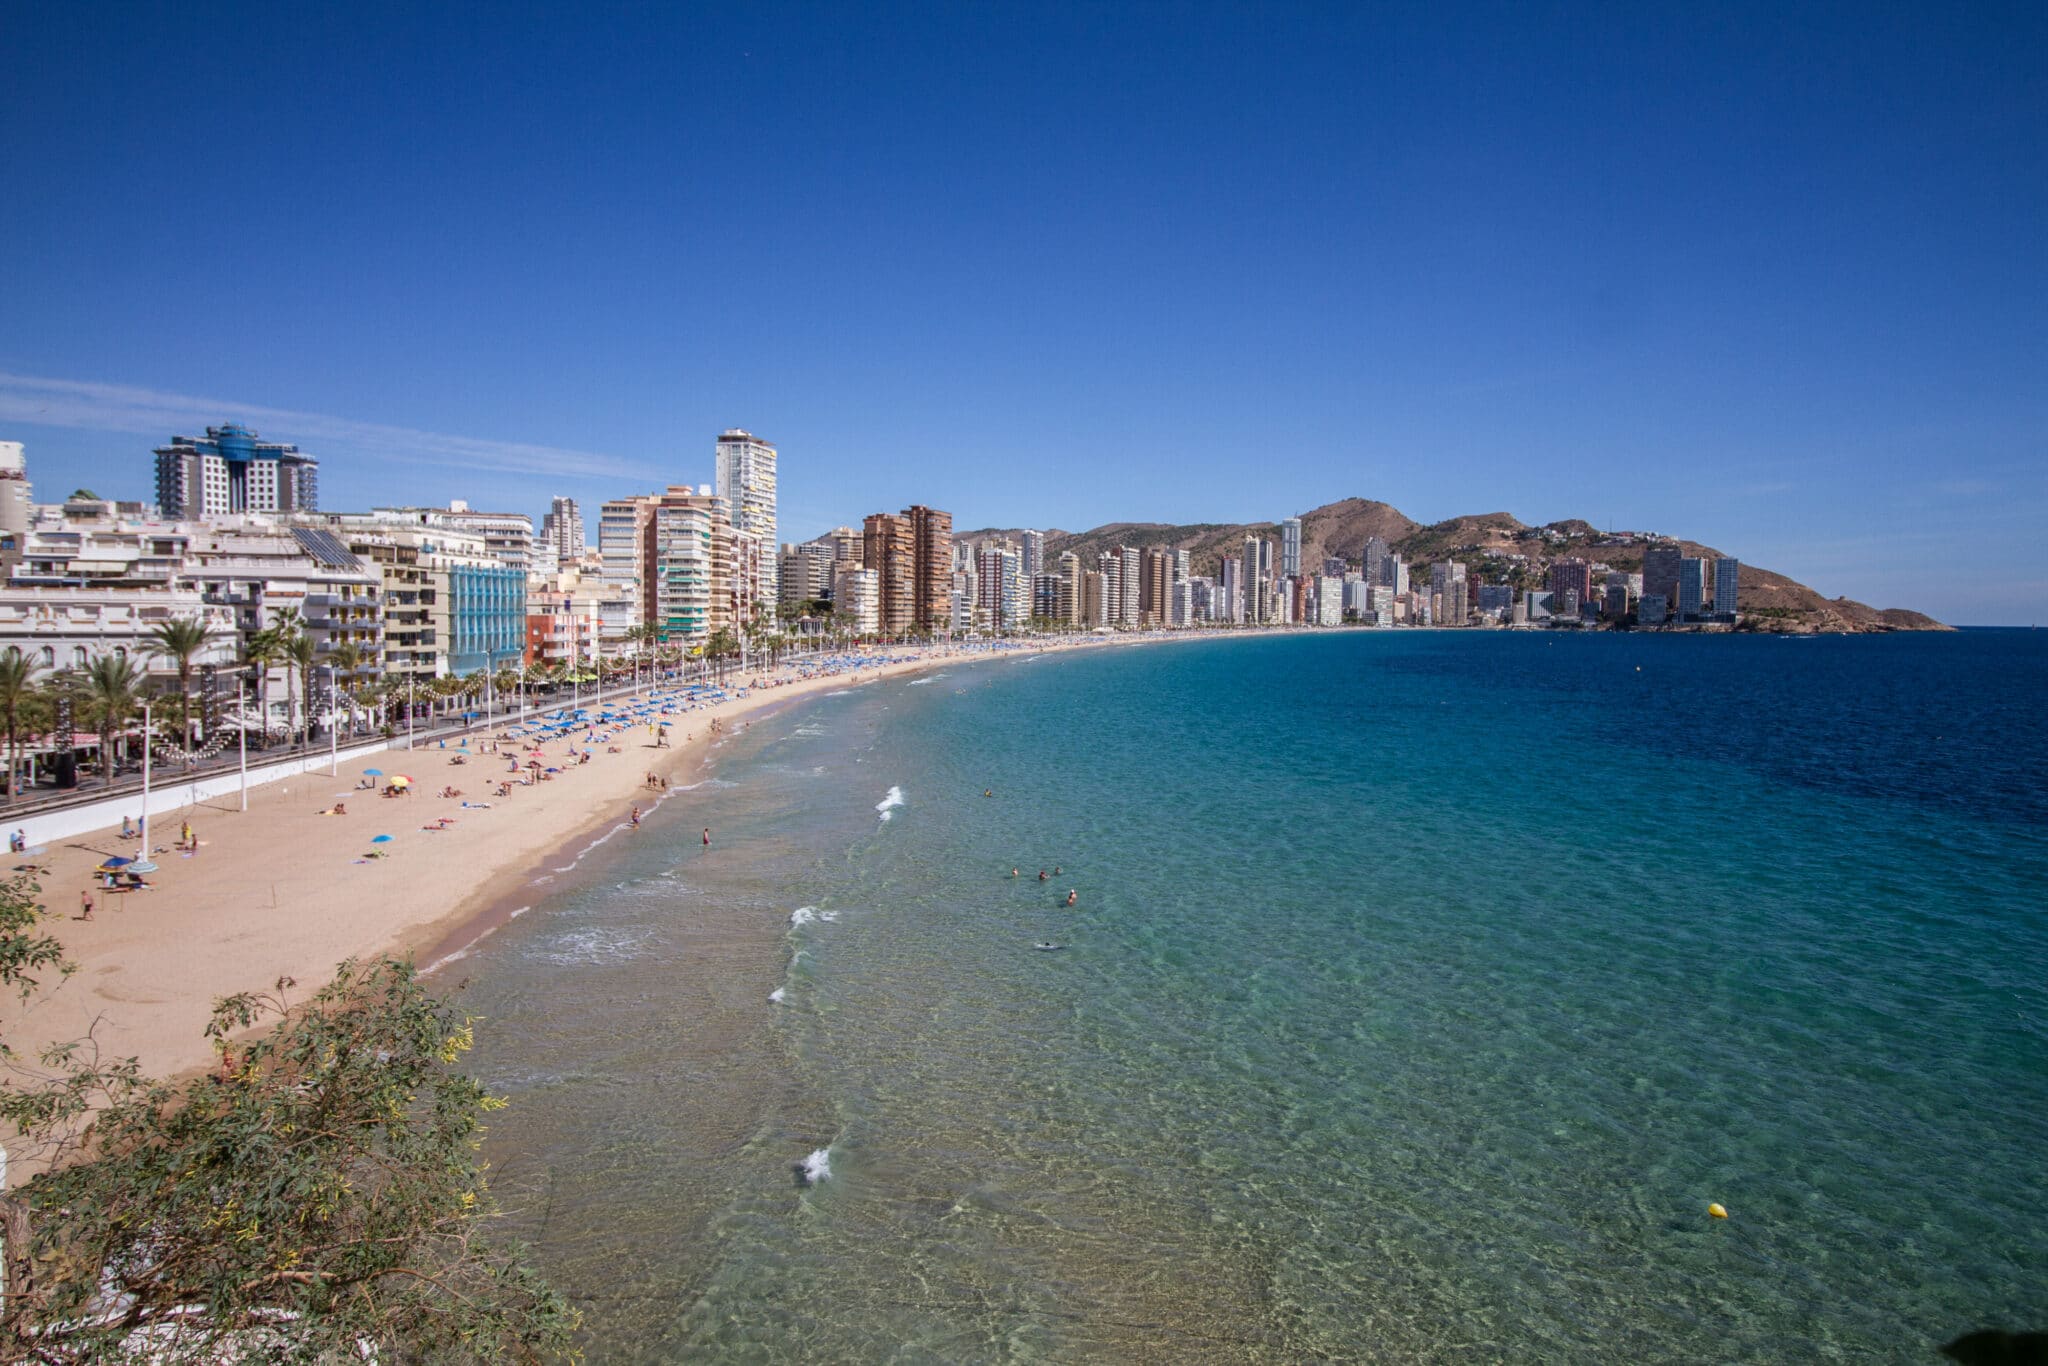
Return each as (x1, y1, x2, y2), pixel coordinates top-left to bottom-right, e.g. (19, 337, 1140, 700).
(1639, 592, 1669, 625)
(154, 423, 319, 519)
(1281, 517, 1303, 579)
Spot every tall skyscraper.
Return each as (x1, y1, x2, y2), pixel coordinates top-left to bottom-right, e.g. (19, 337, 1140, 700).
(863, 505, 953, 635)
(1280, 517, 1303, 579)
(1678, 557, 1707, 618)
(1642, 546, 1683, 611)
(1020, 529, 1045, 581)
(1243, 536, 1266, 623)
(1139, 547, 1172, 625)
(542, 496, 585, 562)
(154, 423, 318, 518)
(1714, 558, 1740, 616)
(0, 441, 29, 547)
(1362, 535, 1389, 588)
(1546, 557, 1591, 605)
(715, 429, 778, 608)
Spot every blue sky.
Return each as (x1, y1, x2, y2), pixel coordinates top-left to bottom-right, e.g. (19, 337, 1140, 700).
(3, 2, 2042, 622)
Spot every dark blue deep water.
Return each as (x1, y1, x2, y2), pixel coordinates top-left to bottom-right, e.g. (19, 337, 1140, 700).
(467, 629, 2048, 1362)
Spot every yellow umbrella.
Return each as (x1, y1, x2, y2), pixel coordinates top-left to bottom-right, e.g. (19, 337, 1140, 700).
(388, 775, 413, 788)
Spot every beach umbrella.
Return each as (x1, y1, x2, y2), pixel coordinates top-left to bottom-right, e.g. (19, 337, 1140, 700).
(130, 860, 159, 874)
(364, 768, 383, 777)
(371, 834, 393, 843)
(97, 855, 135, 871)
(389, 775, 413, 787)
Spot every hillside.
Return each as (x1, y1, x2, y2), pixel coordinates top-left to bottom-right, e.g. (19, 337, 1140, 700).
(962, 499, 1945, 633)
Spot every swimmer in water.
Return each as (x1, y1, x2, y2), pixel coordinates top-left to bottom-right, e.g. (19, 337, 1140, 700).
(984, 789, 993, 797)
(1037, 869, 1048, 880)
(1065, 890, 1077, 907)
(1054, 865, 1063, 875)
(1010, 868, 1020, 878)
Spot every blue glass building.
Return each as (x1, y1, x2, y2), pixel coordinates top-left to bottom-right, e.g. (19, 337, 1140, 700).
(449, 563, 526, 675)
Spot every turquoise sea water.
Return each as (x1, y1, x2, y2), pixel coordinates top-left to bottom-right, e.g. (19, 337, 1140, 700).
(464, 630, 2048, 1362)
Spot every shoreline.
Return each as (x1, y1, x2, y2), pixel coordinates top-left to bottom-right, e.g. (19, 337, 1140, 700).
(0, 630, 1234, 1105)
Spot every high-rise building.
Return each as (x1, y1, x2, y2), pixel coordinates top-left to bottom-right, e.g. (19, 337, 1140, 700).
(715, 429, 778, 607)
(841, 567, 880, 635)
(1243, 536, 1265, 623)
(780, 540, 835, 605)
(651, 486, 726, 645)
(1642, 546, 1683, 611)
(1315, 575, 1343, 626)
(1280, 517, 1303, 579)
(1095, 552, 1125, 625)
(1714, 558, 1740, 616)
(542, 496, 585, 563)
(599, 496, 657, 639)
(1056, 550, 1082, 624)
(1362, 536, 1389, 587)
(1546, 557, 1592, 606)
(863, 504, 953, 635)
(0, 441, 28, 573)
(975, 544, 1026, 631)
(154, 423, 318, 518)
(1139, 547, 1172, 625)
(1020, 529, 1045, 581)
(1678, 557, 1707, 619)
(1081, 570, 1107, 626)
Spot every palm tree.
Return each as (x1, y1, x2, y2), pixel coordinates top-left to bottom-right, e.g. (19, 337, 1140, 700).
(243, 627, 284, 741)
(330, 641, 367, 735)
(147, 615, 216, 747)
(83, 653, 145, 784)
(0, 647, 39, 797)
(286, 633, 317, 746)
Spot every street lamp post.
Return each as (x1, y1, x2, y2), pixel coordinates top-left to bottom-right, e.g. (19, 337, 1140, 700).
(325, 667, 338, 777)
(238, 678, 249, 812)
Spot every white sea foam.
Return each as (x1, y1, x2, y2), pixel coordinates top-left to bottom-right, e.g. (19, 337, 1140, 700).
(876, 786, 905, 821)
(904, 677, 932, 687)
(790, 906, 818, 927)
(824, 689, 853, 697)
(528, 926, 654, 967)
(768, 987, 786, 1004)
(800, 1146, 832, 1185)
(423, 904, 533, 975)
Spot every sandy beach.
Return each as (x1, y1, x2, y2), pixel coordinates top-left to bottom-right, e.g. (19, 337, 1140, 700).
(0, 638, 1109, 1097)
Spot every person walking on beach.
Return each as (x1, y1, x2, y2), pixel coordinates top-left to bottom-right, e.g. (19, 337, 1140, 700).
(79, 888, 94, 921)
(702, 828, 711, 846)
(630, 806, 641, 829)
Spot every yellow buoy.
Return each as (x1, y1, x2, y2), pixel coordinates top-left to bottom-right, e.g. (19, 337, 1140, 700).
(1708, 1203, 1728, 1219)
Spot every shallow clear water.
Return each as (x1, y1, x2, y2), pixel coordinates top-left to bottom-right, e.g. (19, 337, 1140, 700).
(463, 630, 2048, 1362)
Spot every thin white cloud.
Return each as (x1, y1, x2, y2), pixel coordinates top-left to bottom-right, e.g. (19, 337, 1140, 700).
(0, 371, 659, 482)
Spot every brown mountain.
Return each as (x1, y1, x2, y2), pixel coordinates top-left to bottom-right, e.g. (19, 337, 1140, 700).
(960, 499, 1945, 632)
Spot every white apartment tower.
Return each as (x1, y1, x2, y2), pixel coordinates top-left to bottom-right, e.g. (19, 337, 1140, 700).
(543, 496, 585, 563)
(1020, 529, 1045, 581)
(715, 429, 779, 609)
(0, 442, 29, 544)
